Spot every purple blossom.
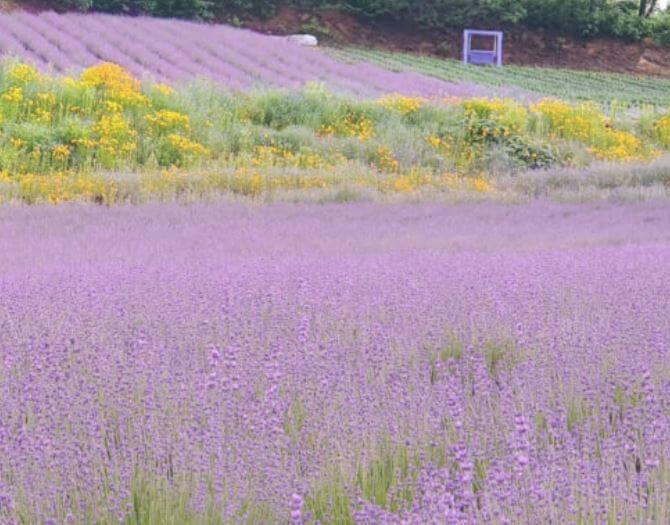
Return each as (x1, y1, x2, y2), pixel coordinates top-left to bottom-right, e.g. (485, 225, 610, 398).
(0, 11, 504, 98)
(0, 200, 669, 522)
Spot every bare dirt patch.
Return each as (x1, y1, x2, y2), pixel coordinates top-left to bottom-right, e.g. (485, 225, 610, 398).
(248, 6, 670, 77)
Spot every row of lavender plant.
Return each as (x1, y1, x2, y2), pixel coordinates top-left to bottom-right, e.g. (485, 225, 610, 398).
(1, 201, 669, 523)
(0, 11, 515, 98)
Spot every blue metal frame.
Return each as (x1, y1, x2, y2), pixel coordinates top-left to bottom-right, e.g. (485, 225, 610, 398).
(463, 30, 503, 67)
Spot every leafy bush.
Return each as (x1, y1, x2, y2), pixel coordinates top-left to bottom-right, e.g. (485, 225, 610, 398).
(523, 0, 606, 37)
(651, 112, 670, 148)
(310, 0, 670, 46)
(37, 0, 670, 45)
(462, 99, 555, 169)
(650, 12, 670, 46)
(0, 61, 210, 173)
(531, 99, 651, 161)
(0, 60, 666, 203)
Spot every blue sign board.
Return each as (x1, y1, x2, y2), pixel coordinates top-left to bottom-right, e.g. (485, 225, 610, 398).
(463, 30, 503, 67)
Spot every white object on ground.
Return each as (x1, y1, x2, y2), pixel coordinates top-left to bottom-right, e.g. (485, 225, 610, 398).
(287, 34, 318, 47)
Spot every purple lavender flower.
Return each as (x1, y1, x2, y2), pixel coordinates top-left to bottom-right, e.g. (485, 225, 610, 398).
(0, 201, 668, 522)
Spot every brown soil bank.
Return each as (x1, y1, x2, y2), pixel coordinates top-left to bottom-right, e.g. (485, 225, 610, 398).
(249, 7, 670, 77)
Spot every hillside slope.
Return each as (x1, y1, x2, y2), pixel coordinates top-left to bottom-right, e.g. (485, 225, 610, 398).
(0, 11, 527, 98)
(251, 7, 670, 78)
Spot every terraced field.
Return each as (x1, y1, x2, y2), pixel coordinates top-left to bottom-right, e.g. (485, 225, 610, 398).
(3, 10, 664, 106)
(0, 11, 506, 98)
(332, 47, 670, 107)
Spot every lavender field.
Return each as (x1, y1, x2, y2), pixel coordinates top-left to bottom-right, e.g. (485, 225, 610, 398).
(0, 11, 499, 98)
(1, 201, 669, 524)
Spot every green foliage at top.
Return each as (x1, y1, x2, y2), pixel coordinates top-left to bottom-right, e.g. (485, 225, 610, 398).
(341, 0, 527, 26)
(54, 0, 275, 19)
(42, 0, 670, 46)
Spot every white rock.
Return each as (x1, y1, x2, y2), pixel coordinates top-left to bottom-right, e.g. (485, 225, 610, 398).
(287, 34, 318, 47)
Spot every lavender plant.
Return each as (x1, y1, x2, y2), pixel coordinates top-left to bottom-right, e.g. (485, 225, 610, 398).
(0, 11, 488, 99)
(0, 201, 669, 523)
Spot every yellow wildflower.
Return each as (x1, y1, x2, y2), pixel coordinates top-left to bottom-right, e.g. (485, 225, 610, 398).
(34, 108, 52, 123)
(378, 94, 424, 115)
(375, 146, 400, 172)
(103, 100, 123, 113)
(2, 87, 24, 104)
(392, 176, 414, 193)
(427, 135, 442, 148)
(153, 83, 174, 96)
(36, 92, 57, 105)
(52, 145, 71, 162)
(653, 113, 670, 148)
(532, 98, 649, 161)
(167, 134, 209, 156)
(318, 114, 373, 141)
(145, 110, 191, 133)
(80, 62, 147, 106)
(9, 63, 39, 84)
(471, 177, 492, 193)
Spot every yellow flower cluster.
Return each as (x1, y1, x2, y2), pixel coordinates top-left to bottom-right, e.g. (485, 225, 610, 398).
(427, 135, 442, 149)
(481, 127, 510, 139)
(51, 145, 71, 162)
(1, 60, 668, 204)
(532, 99, 648, 161)
(34, 92, 57, 123)
(15, 171, 114, 204)
(2, 87, 23, 104)
(427, 135, 458, 155)
(152, 83, 174, 96)
(145, 110, 191, 133)
(8, 63, 39, 84)
(319, 113, 374, 141)
(93, 113, 138, 167)
(653, 113, 670, 148)
(374, 146, 400, 172)
(382, 168, 493, 194)
(0, 61, 213, 174)
(33, 108, 52, 124)
(589, 130, 645, 161)
(426, 134, 476, 172)
(250, 145, 330, 170)
(142, 110, 209, 166)
(80, 62, 147, 106)
(532, 99, 605, 141)
(222, 167, 329, 196)
(378, 94, 424, 116)
(464, 98, 528, 134)
(166, 134, 209, 157)
(470, 177, 492, 193)
(392, 176, 414, 192)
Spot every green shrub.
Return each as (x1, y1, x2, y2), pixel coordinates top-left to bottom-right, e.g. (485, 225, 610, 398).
(36, 0, 670, 46)
(650, 13, 670, 46)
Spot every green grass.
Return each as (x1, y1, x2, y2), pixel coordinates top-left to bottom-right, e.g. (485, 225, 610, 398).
(331, 47, 670, 107)
(2, 59, 670, 205)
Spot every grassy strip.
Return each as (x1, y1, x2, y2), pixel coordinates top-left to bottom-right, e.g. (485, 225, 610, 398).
(1, 60, 670, 204)
(331, 47, 670, 108)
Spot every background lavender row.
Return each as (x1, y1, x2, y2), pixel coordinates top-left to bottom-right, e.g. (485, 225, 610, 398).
(0, 11, 521, 98)
(1, 201, 670, 523)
